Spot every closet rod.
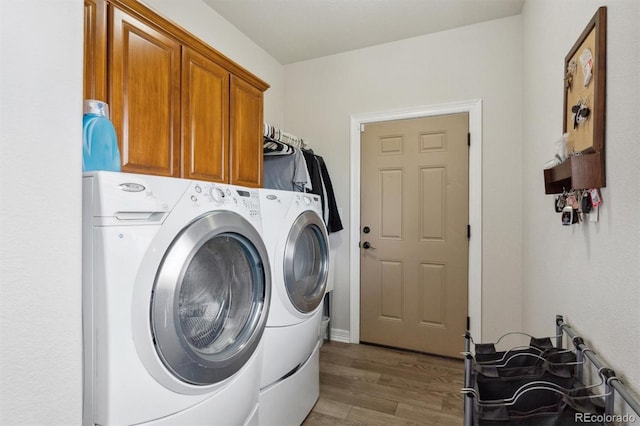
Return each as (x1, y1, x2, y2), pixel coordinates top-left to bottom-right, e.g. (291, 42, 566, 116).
(556, 315, 640, 418)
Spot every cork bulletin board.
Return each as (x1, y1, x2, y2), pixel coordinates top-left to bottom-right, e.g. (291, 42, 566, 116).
(563, 7, 606, 154)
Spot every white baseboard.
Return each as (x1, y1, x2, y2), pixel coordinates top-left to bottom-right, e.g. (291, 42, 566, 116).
(327, 328, 350, 343)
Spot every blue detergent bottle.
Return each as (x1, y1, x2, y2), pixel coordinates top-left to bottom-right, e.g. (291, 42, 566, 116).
(82, 100, 121, 172)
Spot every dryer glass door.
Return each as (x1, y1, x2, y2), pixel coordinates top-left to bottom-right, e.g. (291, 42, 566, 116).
(283, 210, 329, 313)
(151, 211, 270, 385)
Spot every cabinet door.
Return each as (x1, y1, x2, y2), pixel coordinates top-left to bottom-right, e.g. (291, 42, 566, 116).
(230, 76, 264, 188)
(110, 6, 181, 177)
(83, 0, 107, 101)
(182, 48, 229, 182)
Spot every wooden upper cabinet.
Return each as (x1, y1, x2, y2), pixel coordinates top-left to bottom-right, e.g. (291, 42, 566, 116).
(230, 76, 264, 188)
(182, 48, 229, 183)
(109, 6, 181, 177)
(83, 0, 107, 101)
(84, 0, 269, 185)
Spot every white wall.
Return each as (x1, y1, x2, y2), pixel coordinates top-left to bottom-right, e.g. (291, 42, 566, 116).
(0, 1, 84, 424)
(0, 1, 284, 424)
(141, 0, 286, 126)
(521, 0, 640, 399)
(283, 16, 524, 340)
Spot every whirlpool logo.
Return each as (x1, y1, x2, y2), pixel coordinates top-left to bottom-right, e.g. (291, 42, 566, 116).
(118, 183, 146, 192)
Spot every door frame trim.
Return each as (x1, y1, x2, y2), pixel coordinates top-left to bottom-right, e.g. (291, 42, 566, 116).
(349, 99, 483, 343)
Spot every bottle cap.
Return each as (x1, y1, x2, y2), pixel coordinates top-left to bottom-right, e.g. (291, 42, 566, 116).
(83, 99, 110, 118)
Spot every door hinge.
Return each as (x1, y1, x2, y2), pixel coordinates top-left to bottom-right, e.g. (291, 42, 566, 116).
(360, 123, 365, 133)
(467, 132, 471, 147)
(467, 316, 471, 331)
(467, 224, 471, 239)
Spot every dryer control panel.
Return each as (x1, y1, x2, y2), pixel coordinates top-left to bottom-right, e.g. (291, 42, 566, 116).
(294, 193, 322, 216)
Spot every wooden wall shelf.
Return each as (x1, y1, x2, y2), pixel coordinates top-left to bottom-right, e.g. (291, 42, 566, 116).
(544, 7, 607, 195)
(543, 152, 605, 194)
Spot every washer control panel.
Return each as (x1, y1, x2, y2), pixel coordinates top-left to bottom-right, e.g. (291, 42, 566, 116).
(235, 188, 261, 219)
(188, 182, 261, 218)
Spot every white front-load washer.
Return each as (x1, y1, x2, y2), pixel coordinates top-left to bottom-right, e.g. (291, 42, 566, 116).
(258, 189, 329, 425)
(82, 171, 271, 426)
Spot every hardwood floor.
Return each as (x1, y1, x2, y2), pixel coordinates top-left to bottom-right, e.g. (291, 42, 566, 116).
(302, 341, 465, 425)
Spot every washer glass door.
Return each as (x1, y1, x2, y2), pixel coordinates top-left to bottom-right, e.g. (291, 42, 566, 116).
(151, 211, 270, 385)
(283, 210, 329, 313)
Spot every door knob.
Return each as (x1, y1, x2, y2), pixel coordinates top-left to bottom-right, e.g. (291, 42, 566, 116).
(362, 241, 374, 249)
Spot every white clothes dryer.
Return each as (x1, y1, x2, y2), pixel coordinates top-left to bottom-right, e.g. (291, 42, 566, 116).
(258, 189, 329, 425)
(82, 171, 271, 426)
(259, 190, 328, 328)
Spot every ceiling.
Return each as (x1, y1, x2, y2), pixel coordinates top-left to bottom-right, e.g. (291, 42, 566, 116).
(202, 0, 525, 64)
